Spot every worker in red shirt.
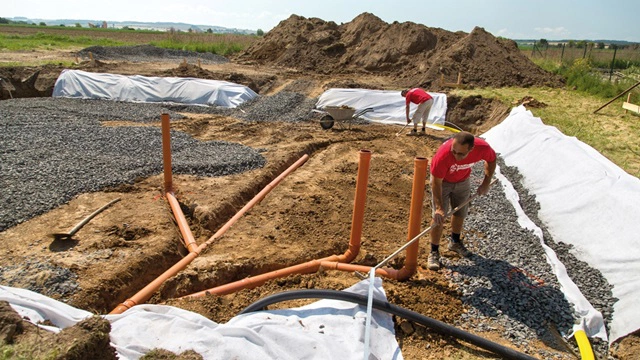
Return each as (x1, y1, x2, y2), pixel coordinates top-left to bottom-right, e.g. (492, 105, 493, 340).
(401, 88, 434, 135)
(427, 131, 496, 270)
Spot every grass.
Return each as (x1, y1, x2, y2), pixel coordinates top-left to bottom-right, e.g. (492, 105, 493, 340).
(0, 25, 257, 56)
(0, 32, 124, 51)
(451, 86, 640, 177)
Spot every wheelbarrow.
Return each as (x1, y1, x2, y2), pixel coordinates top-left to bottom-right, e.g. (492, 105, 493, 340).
(313, 106, 374, 130)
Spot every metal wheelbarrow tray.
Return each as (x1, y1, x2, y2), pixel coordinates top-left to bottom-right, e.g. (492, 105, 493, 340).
(316, 106, 374, 130)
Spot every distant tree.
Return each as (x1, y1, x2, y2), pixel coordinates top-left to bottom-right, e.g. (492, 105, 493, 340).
(0, 17, 9, 24)
(206, 28, 213, 33)
(75, 23, 82, 28)
(597, 42, 605, 49)
(256, 29, 264, 36)
(568, 40, 575, 48)
(576, 40, 587, 48)
(59, 24, 66, 27)
(539, 38, 549, 48)
(39, 22, 46, 26)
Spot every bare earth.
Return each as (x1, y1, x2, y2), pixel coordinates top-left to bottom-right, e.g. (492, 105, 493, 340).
(1, 20, 638, 359)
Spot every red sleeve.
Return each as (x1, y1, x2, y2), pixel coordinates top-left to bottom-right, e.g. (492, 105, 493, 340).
(430, 140, 451, 178)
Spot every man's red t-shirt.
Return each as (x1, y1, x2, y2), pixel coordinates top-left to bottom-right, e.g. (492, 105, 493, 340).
(405, 88, 433, 106)
(430, 137, 496, 183)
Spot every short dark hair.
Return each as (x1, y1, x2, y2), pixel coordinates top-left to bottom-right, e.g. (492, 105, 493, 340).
(401, 89, 409, 97)
(453, 131, 475, 148)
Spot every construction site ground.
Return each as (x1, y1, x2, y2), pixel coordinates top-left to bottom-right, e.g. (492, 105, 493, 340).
(1, 15, 639, 359)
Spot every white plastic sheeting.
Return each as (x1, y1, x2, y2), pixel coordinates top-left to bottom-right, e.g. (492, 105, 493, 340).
(52, 69, 257, 108)
(1, 278, 402, 360)
(315, 88, 447, 126)
(483, 105, 640, 344)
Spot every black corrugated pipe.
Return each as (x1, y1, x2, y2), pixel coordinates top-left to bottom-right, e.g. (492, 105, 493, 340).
(239, 289, 538, 360)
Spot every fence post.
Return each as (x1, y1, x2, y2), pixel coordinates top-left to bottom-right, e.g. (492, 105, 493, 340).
(609, 47, 618, 82)
(560, 43, 565, 64)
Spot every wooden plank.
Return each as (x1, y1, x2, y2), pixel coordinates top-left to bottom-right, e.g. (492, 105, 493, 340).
(623, 102, 640, 114)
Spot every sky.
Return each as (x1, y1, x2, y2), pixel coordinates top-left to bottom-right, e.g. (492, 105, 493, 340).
(5, 0, 640, 42)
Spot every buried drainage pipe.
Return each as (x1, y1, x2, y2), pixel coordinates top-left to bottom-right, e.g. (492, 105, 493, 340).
(109, 138, 310, 315)
(182, 149, 373, 298)
(239, 289, 538, 360)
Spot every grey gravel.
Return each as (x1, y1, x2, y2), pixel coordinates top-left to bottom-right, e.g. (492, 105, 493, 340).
(441, 159, 616, 359)
(77, 44, 229, 65)
(0, 97, 267, 232)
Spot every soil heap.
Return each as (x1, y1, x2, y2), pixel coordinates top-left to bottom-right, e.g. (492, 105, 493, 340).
(235, 12, 564, 89)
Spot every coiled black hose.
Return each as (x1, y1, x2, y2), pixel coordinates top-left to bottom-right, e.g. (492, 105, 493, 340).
(239, 289, 538, 360)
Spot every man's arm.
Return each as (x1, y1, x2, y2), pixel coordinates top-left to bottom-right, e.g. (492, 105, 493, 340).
(477, 160, 496, 196)
(431, 175, 445, 224)
(405, 101, 411, 124)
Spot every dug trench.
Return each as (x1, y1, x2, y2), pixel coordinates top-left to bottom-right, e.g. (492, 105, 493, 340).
(0, 93, 541, 359)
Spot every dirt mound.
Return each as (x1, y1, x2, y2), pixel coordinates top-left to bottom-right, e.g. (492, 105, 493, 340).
(236, 13, 564, 89)
(0, 64, 64, 99)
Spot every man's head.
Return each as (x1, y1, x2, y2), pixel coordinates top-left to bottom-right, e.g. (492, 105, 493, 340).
(451, 131, 475, 161)
(400, 89, 409, 97)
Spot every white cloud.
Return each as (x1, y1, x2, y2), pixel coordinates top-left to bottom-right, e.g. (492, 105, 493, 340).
(534, 26, 570, 37)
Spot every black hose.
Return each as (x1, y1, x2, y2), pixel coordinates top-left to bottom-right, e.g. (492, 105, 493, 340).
(239, 289, 538, 360)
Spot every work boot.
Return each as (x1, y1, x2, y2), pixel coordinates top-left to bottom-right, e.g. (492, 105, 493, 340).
(448, 240, 472, 257)
(409, 128, 418, 136)
(427, 251, 441, 270)
(421, 126, 426, 133)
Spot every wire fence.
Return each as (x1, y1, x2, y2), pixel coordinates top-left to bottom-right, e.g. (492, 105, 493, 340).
(526, 43, 640, 72)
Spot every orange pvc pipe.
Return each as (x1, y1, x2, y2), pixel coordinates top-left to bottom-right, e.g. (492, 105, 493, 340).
(182, 150, 372, 298)
(395, 156, 428, 280)
(166, 192, 199, 253)
(161, 113, 172, 193)
(161, 113, 198, 252)
(109, 154, 310, 314)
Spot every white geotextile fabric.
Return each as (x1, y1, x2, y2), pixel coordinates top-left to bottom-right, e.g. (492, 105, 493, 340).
(315, 88, 447, 126)
(483, 105, 640, 344)
(0, 278, 402, 360)
(52, 69, 257, 108)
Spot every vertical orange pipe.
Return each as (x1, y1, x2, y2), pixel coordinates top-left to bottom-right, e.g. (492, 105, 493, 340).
(396, 156, 428, 280)
(161, 113, 198, 252)
(161, 113, 172, 193)
(341, 149, 371, 262)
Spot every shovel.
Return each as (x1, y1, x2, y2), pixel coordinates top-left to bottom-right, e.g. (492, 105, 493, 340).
(49, 198, 121, 241)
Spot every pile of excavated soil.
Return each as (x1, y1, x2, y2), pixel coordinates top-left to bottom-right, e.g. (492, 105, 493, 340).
(235, 12, 565, 90)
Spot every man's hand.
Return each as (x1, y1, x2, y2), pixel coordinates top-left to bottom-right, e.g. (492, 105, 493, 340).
(406, 118, 411, 124)
(477, 183, 490, 196)
(433, 208, 445, 225)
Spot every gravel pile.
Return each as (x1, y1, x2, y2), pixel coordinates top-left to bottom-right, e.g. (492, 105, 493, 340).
(77, 45, 229, 65)
(236, 92, 318, 123)
(444, 160, 616, 359)
(0, 97, 266, 232)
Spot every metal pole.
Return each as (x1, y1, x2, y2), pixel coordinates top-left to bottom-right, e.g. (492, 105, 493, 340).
(609, 47, 618, 82)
